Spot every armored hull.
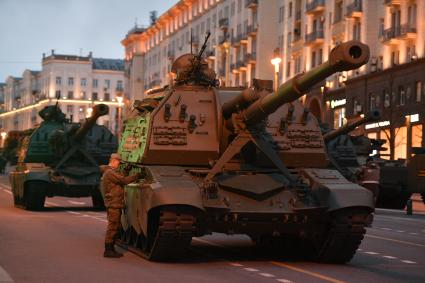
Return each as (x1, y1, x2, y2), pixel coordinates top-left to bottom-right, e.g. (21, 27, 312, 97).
(9, 104, 117, 210)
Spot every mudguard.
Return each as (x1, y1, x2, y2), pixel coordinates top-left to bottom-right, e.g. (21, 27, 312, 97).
(123, 166, 204, 236)
(302, 168, 374, 211)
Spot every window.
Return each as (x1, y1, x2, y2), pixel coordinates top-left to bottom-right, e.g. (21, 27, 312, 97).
(333, 107, 346, 129)
(334, 1, 343, 23)
(68, 77, 74, 86)
(237, 0, 242, 12)
(66, 105, 73, 113)
(93, 79, 98, 88)
(231, 1, 235, 16)
(383, 90, 390, 108)
(311, 51, 316, 68)
(55, 90, 61, 98)
(318, 48, 323, 65)
(416, 81, 422, 102)
(117, 80, 123, 91)
(353, 22, 361, 41)
(391, 50, 399, 66)
(104, 93, 110, 101)
(92, 92, 98, 100)
(289, 2, 292, 17)
(80, 78, 87, 87)
(394, 126, 407, 160)
(278, 6, 285, 23)
(56, 76, 62, 85)
(412, 125, 423, 148)
(369, 94, 375, 110)
(286, 61, 291, 78)
(67, 91, 73, 99)
(105, 80, 110, 89)
(81, 91, 86, 99)
(399, 86, 405, 105)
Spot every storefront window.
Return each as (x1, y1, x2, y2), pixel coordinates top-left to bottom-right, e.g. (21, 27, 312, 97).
(394, 126, 407, 160)
(384, 90, 390, 108)
(380, 129, 391, 160)
(333, 107, 346, 129)
(367, 132, 378, 156)
(412, 125, 423, 148)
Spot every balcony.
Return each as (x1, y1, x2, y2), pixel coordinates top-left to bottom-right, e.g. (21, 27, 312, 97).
(236, 60, 247, 70)
(381, 24, 416, 44)
(240, 32, 248, 44)
(384, 0, 402, 6)
(206, 50, 215, 58)
(245, 52, 257, 64)
(230, 63, 239, 73)
(291, 39, 304, 54)
(245, 0, 258, 9)
(247, 24, 258, 36)
(219, 18, 229, 30)
(345, 0, 362, 18)
(305, 30, 324, 45)
(167, 50, 175, 59)
(231, 34, 241, 47)
(295, 11, 302, 21)
(219, 32, 230, 45)
(400, 23, 417, 39)
(306, 0, 325, 14)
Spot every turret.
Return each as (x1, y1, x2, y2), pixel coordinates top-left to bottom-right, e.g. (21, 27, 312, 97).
(73, 104, 109, 141)
(323, 110, 381, 143)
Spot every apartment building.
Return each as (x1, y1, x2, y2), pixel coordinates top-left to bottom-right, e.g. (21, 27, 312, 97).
(320, 0, 425, 160)
(122, 0, 424, 160)
(122, 0, 279, 102)
(0, 51, 125, 134)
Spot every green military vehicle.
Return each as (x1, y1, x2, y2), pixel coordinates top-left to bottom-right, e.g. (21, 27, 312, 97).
(117, 37, 374, 263)
(9, 103, 118, 210)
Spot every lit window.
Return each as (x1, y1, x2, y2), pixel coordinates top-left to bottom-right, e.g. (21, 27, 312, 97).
(416, 81, 422, 102)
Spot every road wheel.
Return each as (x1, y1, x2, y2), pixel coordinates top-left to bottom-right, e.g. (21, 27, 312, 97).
(376, 191, 411, 209)
(313, 208, 369, 263)
(23, 182, 46, 211)
(91, 189, 105, 210)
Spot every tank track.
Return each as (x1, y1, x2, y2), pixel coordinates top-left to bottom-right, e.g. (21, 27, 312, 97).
(421, 193, 425, 205)
(118, 207, 196, 261)
(316, 208, 369, 263)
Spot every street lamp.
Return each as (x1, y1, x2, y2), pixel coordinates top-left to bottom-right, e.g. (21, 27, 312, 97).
(0, 131, 7, 148)
(270, 48, 282, 92)
(86, 107, 93, 118)
(116, 94, 124, 139)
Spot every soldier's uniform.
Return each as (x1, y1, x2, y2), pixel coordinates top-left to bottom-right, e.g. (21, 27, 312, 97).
(101, 154, 140, 258)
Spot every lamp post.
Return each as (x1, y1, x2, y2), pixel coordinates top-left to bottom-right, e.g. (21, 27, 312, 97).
(0, 131, 7, 148)
(116, 94, 124, 140)
(270, 48, 282, 92)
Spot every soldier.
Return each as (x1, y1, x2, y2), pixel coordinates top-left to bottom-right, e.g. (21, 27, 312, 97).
(101, 153, 141, 258)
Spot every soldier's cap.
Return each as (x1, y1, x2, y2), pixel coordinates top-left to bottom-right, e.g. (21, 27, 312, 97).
(110, 153, 121, 161)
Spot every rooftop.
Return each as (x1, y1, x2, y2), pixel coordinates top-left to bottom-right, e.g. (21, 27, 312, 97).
(92, 58, 124, 71)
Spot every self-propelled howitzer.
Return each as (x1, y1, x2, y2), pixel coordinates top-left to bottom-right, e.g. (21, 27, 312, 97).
(9, 104, 118, 210)
(117, 40, 374, 263)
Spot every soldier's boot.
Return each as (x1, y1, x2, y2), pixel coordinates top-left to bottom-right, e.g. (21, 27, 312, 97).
(103, 243, 123, 258)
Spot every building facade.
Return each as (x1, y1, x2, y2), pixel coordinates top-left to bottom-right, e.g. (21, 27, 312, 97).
(122, 0, 425, 160)
(0, 51, 125, 134)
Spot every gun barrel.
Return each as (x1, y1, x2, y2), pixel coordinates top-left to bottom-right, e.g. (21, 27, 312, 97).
(323, 110, 381, 143)
(73, 104, 109, 141)
(242, 41, 370, 125)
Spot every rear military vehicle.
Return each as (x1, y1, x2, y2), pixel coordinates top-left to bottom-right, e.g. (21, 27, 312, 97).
(117, 37, 374, 263)
(9, 103, 118, 210)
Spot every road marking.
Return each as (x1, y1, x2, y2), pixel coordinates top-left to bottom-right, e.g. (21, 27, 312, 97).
(244, 268, 259, 272)
(409, 233, 419, 235)
(2, 189, 12, 195)
(364, 251, 379, 255)
(382, 255, 397, 259)
(0, 265, 13, 282)
(401, 260, 416, 264)
(395, 230, 405, 233)
(66, 211, 81, 215)
(259, 273, 275, 278)
(45, 201, 59, 207)
(271, 262, 346, 283)
(366, 234, 425, 248)
(276, 279, 293, 283)
(68, 200, 86, 205)
(230, 263, 244, 267)
(379, 227, 393, 231)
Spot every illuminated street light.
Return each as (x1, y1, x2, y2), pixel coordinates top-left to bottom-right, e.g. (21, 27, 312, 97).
(270, 48, 281, 92)
(86, 107, 93, 118)
(0, 131, 7, 148)
(116, 93, 124, 139)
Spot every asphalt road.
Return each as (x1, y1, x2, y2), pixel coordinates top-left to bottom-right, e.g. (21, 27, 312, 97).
(0, 175, 424, 283)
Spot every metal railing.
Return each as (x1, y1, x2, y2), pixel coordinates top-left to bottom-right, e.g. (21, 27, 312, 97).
(400, 23, 417, 35)
(381, 26, 401, 41)
(346, 0, 362, 16)
(305, 30, 324, 43)
(306, 0, 325, 13)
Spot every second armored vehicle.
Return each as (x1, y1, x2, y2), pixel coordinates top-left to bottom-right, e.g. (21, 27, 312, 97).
(117, 39, 374, 263)
(9, 103, 118, 210)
